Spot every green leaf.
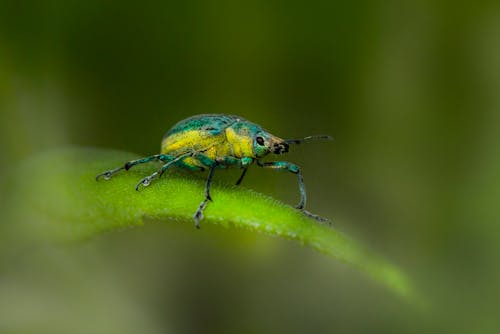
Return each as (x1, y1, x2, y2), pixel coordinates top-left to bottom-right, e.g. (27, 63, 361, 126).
(10, 147, 418, 303)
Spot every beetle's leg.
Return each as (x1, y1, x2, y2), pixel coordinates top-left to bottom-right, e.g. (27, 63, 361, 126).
(193, 153, 216, 167)
(193, 161, 218, 229)
(257, 160, 328, 222)
(96, 154, 170, 181)
(200, 155, 249, 185)
(135, 152, 191, 190)
(235, 168, 248, 186)
(257, 161, 306, 208)
(235, 157, 253, 186)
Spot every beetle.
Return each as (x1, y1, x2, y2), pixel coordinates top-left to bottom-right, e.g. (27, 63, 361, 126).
(96, 114, 332, 228)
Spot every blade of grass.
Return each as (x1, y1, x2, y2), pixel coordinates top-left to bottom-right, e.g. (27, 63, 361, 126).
(10, 147, 418, 302)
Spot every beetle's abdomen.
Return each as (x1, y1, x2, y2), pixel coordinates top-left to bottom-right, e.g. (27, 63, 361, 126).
(161, 129, 225, 155)
(160, 114, 240, 160)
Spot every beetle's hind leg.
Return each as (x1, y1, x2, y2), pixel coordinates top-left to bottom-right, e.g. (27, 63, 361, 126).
(193, 161, 217, 229)
(135, 152, 192, 190)
(96, 154, 168, 181)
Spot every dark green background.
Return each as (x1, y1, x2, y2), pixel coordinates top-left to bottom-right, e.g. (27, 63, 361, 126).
(1, 1, 499, 333)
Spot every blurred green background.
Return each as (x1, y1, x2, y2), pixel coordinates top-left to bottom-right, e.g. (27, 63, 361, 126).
(1, 0, 500, 333)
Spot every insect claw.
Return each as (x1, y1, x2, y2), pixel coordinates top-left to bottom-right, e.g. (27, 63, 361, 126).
(193, 211, 203, 228)
(193, 199, 209, 228)
(194, 217, 201, 229)
(96, 171, 112, 181)
(135, 177, 150, 191)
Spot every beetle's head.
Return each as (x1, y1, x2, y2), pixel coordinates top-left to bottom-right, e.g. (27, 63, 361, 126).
(253, 133, 334, 158)
(253, 131, 333, 158)
(252, 132, 289, 157)
(227, 118, 333, 158)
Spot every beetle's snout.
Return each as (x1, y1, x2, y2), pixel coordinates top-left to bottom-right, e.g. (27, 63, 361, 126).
(273, 142, 289, 154)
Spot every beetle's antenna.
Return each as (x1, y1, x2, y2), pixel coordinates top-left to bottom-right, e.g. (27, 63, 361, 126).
(285, 135, 333, 145)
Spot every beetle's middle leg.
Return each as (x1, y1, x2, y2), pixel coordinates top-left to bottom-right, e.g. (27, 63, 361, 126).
(233, 157, 254, 186)
(96, 154, 171, 181)
(214, 156, 253, 186)
(193, 160, 218, 229)
(257, 160, 328, 222)
(235, 168, 248, 186)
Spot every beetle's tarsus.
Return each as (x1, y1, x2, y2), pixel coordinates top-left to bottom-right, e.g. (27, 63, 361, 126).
(96, 168, 121, 181)
(135, 177, 149, 191)
(193, 199, 208, 229)
(95, 172, 110, 181)
(301, 209, 330, 224)
(135, 170, 161, 190)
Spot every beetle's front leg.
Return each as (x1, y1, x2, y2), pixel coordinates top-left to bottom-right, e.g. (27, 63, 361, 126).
(257, 160, 327, 222)
(257, 161, 306, 209)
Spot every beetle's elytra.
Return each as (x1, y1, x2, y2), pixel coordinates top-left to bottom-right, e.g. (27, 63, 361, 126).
(96, 114, 332, 228)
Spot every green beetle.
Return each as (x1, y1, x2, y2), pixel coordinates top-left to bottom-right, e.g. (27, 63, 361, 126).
(96, 114, 332, 228)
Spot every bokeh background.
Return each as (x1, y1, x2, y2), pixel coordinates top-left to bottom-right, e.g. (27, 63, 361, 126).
(1, 1, 500, 333)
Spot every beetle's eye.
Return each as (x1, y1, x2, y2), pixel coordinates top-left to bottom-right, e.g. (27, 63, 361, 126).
(256, 136, 265, 146)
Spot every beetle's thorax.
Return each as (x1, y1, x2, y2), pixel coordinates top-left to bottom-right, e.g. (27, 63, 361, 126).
(225, 126, 254, 158)
(224, 120, 288, 158)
